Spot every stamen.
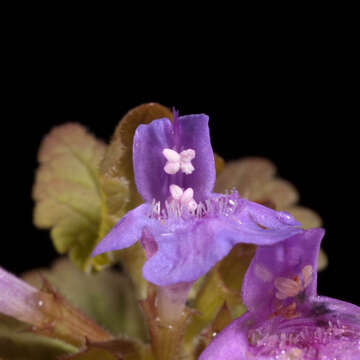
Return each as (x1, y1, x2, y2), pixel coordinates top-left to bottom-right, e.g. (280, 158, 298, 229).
(150, 191, 242, 221)
(162, 148, 196, 175)
(182, 188, 194, 203)
(163, 149, 181, 174)
(163, 148, 181, 162)
(169, 185, 197, 211)
(274, 265, 313, 301)
(169, 184, 183, 200)
(179, 149, 195, 174)
(274, 277, 302, 299)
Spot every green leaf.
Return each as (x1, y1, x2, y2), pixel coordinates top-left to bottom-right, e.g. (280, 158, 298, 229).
(22, 259, 146, 341)
(0, 314, 75, 360)
(214, 157, 276, 195)
(32, 123, 110, 272)
(214, 153, 225, 176)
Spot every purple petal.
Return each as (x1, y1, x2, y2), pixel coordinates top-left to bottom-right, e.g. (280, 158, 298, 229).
(133, 118, 173, 204)
(92, 204, 153, 256)
(176, 114, 216, 202)
(142, 219, 234, 286)
(242, 228, 324, 317)
(199, 313, 253, 360)
(227, 198, 303, 246)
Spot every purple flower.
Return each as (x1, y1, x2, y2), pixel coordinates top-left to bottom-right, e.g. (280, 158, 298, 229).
(200, 228, 360, 360)
(92, 111, 303, 286)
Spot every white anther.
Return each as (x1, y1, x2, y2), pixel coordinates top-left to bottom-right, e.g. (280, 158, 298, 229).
(164, 162, 180, 174)
(169, 184, 197, 211)
(180, 149, 195, 174)
(163, 148, 181, 162)
(163, 148, 196, 175)
(169, 184, 183, 200)
(163, 149, 181, 174)
(180, 149, 195, 161)
(182, 188, 194, 203)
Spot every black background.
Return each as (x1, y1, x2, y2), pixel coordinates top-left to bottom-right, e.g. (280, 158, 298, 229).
(1, 38, 359, 307)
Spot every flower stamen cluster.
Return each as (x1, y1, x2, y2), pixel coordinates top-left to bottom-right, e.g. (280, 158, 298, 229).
(163, 148, 195, 175)
(274, 265, 313, 300)
(148, 191, 242, 221)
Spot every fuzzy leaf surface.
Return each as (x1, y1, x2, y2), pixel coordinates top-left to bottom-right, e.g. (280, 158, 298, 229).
(33, 123, 108, 271)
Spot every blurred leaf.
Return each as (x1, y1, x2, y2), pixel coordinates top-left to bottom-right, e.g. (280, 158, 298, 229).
(23, 259, 146, 340)
(0, 314, 75, 360)
(252, 178, 299, 209)
(214, 157, 276, 195)
(317, 248, 328, 271)
(286, 206, 322, 229)
(32, 123, 109, 272)
(214, 153, 225, 176)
